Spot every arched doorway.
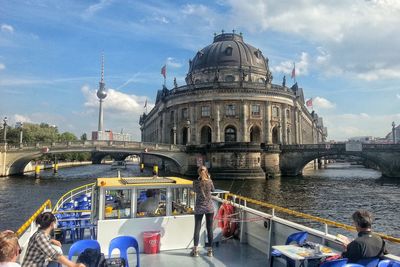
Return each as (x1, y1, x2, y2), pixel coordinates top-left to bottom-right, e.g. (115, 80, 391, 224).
(182, 128, 188, 145)
(272, 126, 279, 144)
(225, 126, 237, 142)
(200, 126, 212, 144)
(250, 126, 261, 143)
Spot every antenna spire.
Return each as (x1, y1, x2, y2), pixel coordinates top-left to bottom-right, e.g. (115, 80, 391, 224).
(101, 52, 105, 83)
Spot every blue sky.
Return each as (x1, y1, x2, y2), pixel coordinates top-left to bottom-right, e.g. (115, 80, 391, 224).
(0, 0, 399, 141)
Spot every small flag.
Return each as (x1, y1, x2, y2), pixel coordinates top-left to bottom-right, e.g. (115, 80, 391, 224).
(144, 99, 147, 108)
(306, 98, 313, 108)
(291, 62, 296, 79)
(161, 65, 166, 79)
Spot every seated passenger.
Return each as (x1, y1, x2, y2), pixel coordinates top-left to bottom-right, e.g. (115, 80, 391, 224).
(22, 212, 85, 267)
(341, 210, 387, 263)
(0, 230, 21, 266)
(138, 189, 159, 214)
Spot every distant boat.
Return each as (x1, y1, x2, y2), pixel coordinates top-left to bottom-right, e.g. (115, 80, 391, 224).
(111, 160, 127, 169)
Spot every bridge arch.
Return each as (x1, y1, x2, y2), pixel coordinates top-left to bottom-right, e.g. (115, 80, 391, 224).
(1, 141, 188, 176)
(280, 144, 400, 178)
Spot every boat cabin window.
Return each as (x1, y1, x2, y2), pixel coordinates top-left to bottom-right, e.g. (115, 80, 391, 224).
(104, 189, 131, 219)
(172, 188, 195, 215)
(137, 188, 167, 217)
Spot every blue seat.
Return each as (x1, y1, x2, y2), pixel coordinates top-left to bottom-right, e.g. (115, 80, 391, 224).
(56, 209, 78, 243)
(357, 258, 380, 267)
(270, 231, 308, 267)
(344, 264, 364, 267)
(68, 239, 101, 260)
(321, 259, 348, 267)
(109, 236, 140, 267)
(378, 260, 400, 267)
(77, 214, 96, 240)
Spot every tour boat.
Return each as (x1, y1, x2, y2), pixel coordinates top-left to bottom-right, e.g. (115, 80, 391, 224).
(16, 176, 400, 266)
(110, 161, 127, 170)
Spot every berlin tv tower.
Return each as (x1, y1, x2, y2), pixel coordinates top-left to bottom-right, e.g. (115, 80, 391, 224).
(97, 53, 107, 132)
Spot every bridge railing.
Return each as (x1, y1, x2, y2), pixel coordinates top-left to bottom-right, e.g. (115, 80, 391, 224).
(3, 141, 186, 152)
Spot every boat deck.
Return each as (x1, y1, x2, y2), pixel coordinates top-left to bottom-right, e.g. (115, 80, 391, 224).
(139, 239, 266, 267)
(66, 238, 267, 267)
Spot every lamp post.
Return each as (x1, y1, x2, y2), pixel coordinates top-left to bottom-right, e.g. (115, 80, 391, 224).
(392, 121, 396, 144)
(2, 117, 7, 144)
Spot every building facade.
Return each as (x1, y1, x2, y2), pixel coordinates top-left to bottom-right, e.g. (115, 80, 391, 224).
(139, 32, 327, 178)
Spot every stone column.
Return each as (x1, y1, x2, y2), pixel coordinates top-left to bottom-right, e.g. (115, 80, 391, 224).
(161, 111, 166, 143)
(189, 105, 195, 144)
(282, 106, 287, 144)
(294, 109, 299, 144)
(173, 126, 177, 145)
(216, 104, 221, 142)
(265, 102, 272, 143)
(242, 102, 248, 142)
(298, 111, 303, 144)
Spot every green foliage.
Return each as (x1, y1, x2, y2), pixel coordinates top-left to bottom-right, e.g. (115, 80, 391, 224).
(4, 122, 91, 162)
(80, 133, 88, 141)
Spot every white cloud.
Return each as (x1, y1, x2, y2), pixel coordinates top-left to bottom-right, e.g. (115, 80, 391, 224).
(13, 114, 33, 123)
(166, 57, 182, 68)
(1, 24, 14, 33)
(81, 85, 150, 139)
(0, 63, 5, 71)
(224, 0, 400, 81)
(313, 97, 335, 109)
(82, 0, 113, 18)
(271, 52, 309, 76)
(397, 93, 400, 100)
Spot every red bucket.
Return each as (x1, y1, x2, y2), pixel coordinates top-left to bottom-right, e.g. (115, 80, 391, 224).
(143, 231, 160, 254)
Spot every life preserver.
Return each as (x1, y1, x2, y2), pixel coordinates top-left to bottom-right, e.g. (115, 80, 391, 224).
(217, 203, 237, 237)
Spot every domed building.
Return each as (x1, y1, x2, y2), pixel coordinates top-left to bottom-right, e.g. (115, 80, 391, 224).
(139, 32, 327, 179)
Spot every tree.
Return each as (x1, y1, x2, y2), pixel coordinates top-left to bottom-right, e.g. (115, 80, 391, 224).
(59, 132, 78, 142)
(80, 133, 88, 141)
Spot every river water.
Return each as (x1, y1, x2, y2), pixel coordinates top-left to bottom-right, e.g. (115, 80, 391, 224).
(1, 163, 399, 253)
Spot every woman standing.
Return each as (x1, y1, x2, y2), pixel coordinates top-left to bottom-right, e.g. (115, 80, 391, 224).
(191, 166, 215, 257)
(22, 212, 85, 267)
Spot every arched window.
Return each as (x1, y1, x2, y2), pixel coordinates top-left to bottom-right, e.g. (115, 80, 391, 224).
(250, 126, 261, 143)
(287, 128, 291, 144)
(200, 126, 212, 144)
(272, 126, 279, 144)
(272, 106, 279, 117)
(225, 75, 235, 82)
(182, 128, 188, 145)
(225, 126, 237, 142)
(170, 129, 175, 144)
(225, 47, 233, 56)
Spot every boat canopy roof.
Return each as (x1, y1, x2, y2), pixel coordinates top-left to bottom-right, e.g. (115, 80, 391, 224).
(97, 176, 193, 188)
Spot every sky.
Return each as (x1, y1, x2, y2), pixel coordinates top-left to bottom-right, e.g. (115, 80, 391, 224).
(0, 0, 399, 141)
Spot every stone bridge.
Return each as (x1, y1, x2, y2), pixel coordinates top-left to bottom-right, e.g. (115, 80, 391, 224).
(1, 142, 400, 178)
(0, 141, 188, 176)
(280, 143, 400, 178)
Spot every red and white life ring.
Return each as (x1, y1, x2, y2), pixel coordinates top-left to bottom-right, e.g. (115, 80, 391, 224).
(216, 203, 237, 237)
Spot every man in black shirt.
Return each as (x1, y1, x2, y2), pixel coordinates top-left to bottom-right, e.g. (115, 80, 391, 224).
(341, 210, 386, 263)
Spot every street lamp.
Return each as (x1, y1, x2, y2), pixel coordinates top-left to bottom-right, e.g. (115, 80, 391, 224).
(2, 117, 7, 143)
(392, 121, 396, 144)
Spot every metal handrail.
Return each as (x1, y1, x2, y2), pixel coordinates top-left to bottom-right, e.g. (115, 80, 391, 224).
(16, 199, 52, 237)
(53, 183, 95, 212)
(225, 193, 400, 244)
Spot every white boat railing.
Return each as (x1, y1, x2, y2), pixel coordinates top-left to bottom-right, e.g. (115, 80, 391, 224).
(53, 183, 96, 212)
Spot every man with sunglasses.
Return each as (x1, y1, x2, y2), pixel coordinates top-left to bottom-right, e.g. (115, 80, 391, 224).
(0, 230, 22, 266)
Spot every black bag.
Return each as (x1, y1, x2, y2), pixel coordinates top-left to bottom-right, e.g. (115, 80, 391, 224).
(77, 248, 105, 267)
(104, 257, 126, 267)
